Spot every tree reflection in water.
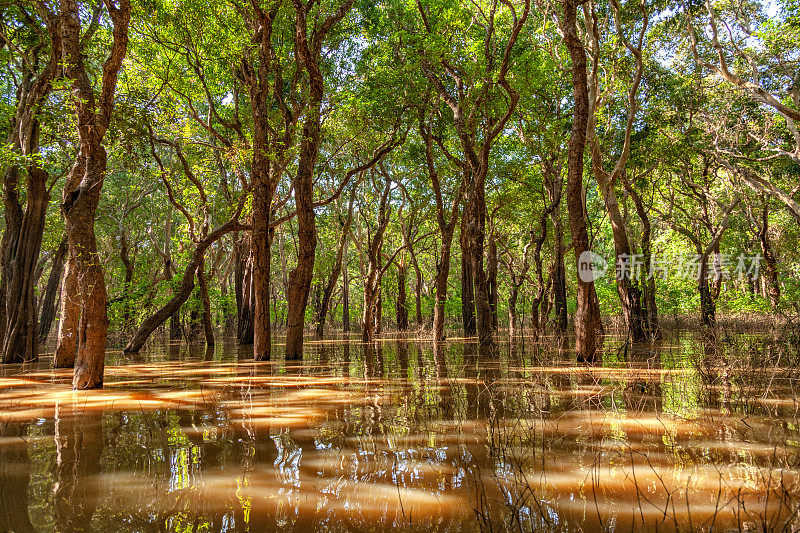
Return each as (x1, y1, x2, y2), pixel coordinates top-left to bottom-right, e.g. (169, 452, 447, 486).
(1, 331, 800, 531)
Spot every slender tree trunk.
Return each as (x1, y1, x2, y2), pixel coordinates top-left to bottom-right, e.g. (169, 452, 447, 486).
(413, 260, 423, 328)
(238, 254, 254, 345)
(433, 228, 455, 342)
(396, 262, 409, 331)
(552, 213, 568, 334)
(342, 255, 351, 333)
(197, 256, 214, 346)
(758, 203, 780, 307)
(315, 190, 355, 338)
(38, 237, 68, 343)
(486, 237, 499, 332)
(460, 212, 476, 336)
(561, 0, 601, 362)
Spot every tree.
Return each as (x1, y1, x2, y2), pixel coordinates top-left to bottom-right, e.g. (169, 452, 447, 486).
(55, 0, 131, 389)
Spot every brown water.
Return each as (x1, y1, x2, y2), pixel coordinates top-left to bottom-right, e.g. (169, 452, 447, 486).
(2, 331, 800, 532)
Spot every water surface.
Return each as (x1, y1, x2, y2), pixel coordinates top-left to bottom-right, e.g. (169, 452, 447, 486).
(2, 331, 800, 531)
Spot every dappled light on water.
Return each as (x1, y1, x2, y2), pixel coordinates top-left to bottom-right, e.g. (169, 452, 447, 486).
(2, 331, 800, 531)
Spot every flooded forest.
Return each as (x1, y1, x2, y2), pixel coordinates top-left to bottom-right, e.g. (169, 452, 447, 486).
(2, 0, 800, 531)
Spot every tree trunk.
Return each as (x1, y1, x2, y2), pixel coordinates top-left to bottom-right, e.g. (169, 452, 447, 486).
(758, 203, 780, 307)
(119, 231, 134, 329)
(396, 262, 409, 331)
(486, 237, 499, 332)
(552, 213, 568, 334)
(413, 260, 423, 328)
(38, 237, 68, 343)
(433, 228, 455, 342)
(0, 10, 61, 364)
(251, 178, 273, 360)
(197, 256, 214, 346)
(342, 256, 351, 332)
(238, 253, 254, 345)
(125, 219, 245, 353)
(315, 190, 355, 338)
(467, 185, 493, 346)
(1, 165, 49, 364)
(57, 0, 130, 389)
(62, 155, 111, 390)
(561, 0, 602, 362)
(460, 213, 476, 336)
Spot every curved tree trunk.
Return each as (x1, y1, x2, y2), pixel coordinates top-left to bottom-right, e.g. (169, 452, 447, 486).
(124, 219, 246, 353)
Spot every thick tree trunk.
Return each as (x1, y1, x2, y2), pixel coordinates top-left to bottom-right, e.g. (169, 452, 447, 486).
(1, 166, 49, 364)
(61, 156, 111, 389)
(561, 0, 602, 362)
(467, 186, 494, 346)
(38, 237, 68, 343)
(251, 179, 272, 360)
(54, 258, 79, 368)
(57, 0, 130, 389)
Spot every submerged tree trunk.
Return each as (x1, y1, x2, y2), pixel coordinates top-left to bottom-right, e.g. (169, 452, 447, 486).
(38, 237, 68, 343)
(284, 0, 354, 360)
(561, 0, 602, 362)
(57, 1, 130, 389)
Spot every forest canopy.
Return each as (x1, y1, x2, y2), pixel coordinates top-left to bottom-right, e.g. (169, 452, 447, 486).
(1, 0, 799, 389)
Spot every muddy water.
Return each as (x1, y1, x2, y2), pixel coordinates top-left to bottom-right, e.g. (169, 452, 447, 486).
(2, 331, 800, 531)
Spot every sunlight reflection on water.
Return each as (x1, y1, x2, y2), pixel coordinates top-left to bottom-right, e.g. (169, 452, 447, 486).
(1, 331, 800, 531)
